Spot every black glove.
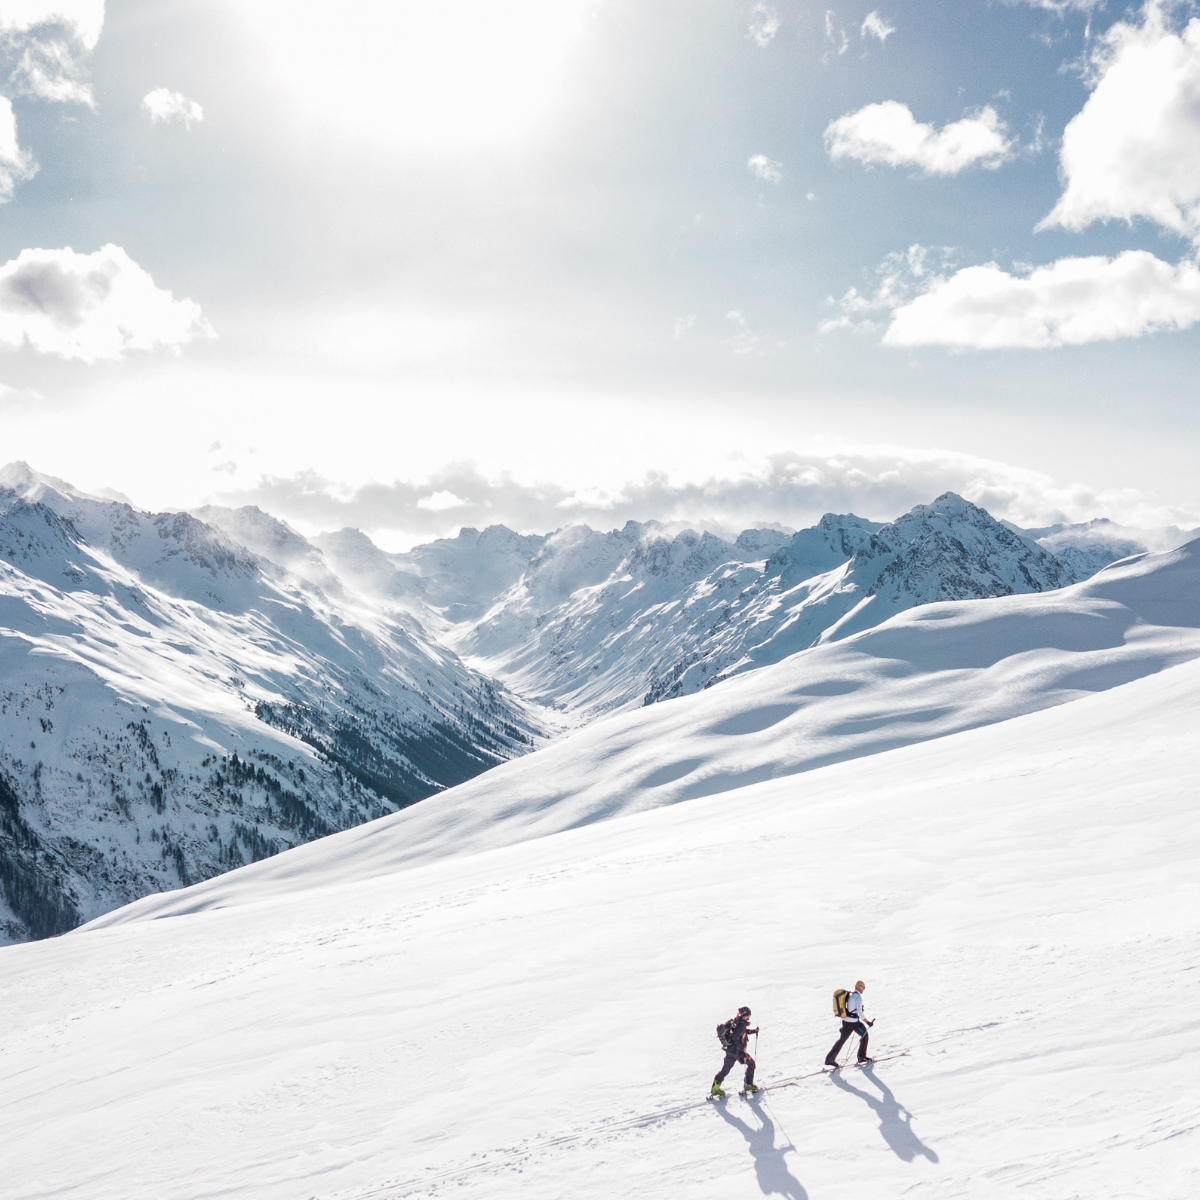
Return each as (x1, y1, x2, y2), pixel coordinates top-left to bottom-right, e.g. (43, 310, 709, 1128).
(867, 1019, 875, 1027)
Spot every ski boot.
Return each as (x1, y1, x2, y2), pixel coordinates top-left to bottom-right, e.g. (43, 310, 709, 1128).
(710, 1080, 726, 1098)
(741, 1081, 762, 1094)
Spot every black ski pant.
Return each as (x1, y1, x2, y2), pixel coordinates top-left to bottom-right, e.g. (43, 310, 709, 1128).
(826, 1020, 869, 1064)
(714, 1047, 756, 1086)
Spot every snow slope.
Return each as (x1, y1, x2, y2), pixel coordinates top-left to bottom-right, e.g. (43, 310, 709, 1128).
(0, 466, 541, 942)
(98, 534, 1200, 921)
(3, 636, 1198, 1198)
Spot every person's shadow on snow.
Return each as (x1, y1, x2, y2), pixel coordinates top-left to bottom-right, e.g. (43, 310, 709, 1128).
(829, 1066, 938, 1163)
(711, 1096, 809, 1199)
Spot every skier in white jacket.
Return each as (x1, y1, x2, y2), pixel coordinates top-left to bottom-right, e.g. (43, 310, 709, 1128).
(825, 980, 874, 1067)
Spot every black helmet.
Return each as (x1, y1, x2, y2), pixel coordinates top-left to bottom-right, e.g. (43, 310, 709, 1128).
(738, 1005, 751, 1017)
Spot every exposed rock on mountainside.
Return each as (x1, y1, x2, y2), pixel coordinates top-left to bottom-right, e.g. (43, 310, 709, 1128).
(1019, 517, 1198, 581)
(5, 458, 1189, 945)
(103, 537, 1200, 921)
(197, 508, 549, 626)
(454, 495, 1079, 714)
(194, 495, 1114, 721)
(0, 467, 542, 943)
(451, 519, 806, 719)
(817, 491, 1077, 633)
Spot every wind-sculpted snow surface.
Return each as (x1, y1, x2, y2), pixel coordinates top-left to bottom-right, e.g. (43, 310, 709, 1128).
(0, 468, 542, 943)
(7, 644, 1200, 1198)
(94, 536, 1200, 922)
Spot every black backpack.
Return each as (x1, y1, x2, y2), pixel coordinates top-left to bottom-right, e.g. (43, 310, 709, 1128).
(716, 1018, 738, 1051)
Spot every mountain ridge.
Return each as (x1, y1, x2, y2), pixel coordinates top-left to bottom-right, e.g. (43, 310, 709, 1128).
(0, 469, 543, 943)
(94, 534, 1200, 923)
(2, 458, 1195, 943)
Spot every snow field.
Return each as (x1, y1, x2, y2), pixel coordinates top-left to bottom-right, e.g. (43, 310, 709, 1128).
(3, 653, 1199, 1198)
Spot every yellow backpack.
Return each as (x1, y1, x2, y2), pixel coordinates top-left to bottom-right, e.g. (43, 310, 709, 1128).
(833, 988, 852, 1018)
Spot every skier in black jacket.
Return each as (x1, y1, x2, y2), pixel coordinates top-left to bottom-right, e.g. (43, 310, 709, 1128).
(711, 1006, 760, 1097)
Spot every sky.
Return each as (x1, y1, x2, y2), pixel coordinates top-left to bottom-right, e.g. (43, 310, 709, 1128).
(0, 0, 1198, 546)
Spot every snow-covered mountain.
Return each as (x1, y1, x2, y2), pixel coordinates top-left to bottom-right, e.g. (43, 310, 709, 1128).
(195, 506, 548, 626)
(199, 495, 1186, 726)
(7, 575, 1199, 1199)
(0, 466, 542, 944)
(1019, 516, 1198, 579)
(103, 534, 1200, 920)
(448, 518, 807, 718)
(452, 494, 1079, 717)
(5, 459, 1193, 946)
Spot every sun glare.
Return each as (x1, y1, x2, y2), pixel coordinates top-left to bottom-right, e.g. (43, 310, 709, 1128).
(230, 0, 595, 152)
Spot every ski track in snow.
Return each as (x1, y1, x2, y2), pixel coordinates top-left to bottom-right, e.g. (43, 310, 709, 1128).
(3, 648, 1199, 1198)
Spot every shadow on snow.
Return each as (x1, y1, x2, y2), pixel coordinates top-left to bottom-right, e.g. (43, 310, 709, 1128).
(710, 1094, 809, 1199)
(829, 1065, 939, 1163)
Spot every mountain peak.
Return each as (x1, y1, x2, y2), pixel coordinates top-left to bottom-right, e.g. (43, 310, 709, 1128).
(0, 461, 97, 505)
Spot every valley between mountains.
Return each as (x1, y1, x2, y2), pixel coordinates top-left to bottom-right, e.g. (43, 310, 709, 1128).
(2, 461, 1199, 1200)
(6, 550, 1200, 1200)
(0, 459, 1195, 942)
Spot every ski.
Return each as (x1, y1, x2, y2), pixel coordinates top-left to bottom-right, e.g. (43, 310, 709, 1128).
(821, 1051, 909, 1074)
(714, 1050, 909, 1098)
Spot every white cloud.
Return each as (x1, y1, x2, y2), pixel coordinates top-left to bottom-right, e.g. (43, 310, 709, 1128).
(0, 244, 214, 362)
(416, 490, 467, 511)
(747, 4, 780, 47)
(142, 88, 204, 128)
(0, 1, 105, 107)
(883, 250, 1200, 349)
(0, 2, 104, 49)
(0, 96, 36, 200)
(826, 6, 1200, 352)
(1039, 5, 1200, 243)
(824, 10, 848, 59)
(825, 101, 1014, 174)
(861, 11, 895, 42)
(725, 310, 781, 355)
(1009, 1, 1104, 11)
(747, 153, 782, 183)
(819, 243, 948, 334)
(219, 450, 1200, 542)
(9, 38, 91, 104)
(230, 1, 593, 153)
